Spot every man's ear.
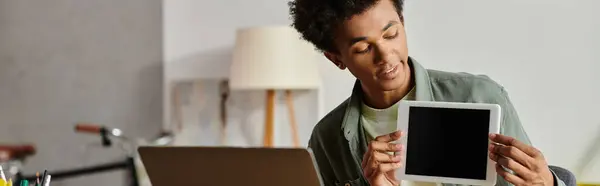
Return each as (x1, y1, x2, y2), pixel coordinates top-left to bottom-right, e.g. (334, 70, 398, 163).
(324, 52, 346, 70)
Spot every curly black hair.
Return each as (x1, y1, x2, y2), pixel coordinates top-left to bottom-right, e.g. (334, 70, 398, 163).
(289, 0, 405, 53)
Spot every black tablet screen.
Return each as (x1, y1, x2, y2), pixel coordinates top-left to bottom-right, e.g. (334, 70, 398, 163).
(405, 106, 490, 180)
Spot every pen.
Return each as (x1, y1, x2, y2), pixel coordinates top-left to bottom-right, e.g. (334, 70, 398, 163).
(35, 172, 39, 186)
(40, 170, 47, 186)
(0, 165, 6, 181)
(43, 175, 50, 186)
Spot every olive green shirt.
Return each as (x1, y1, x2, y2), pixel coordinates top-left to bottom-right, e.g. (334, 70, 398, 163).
(307, 57, 566, 186)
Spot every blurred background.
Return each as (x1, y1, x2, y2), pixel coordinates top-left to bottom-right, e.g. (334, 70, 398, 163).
(0, 0, 598, 186)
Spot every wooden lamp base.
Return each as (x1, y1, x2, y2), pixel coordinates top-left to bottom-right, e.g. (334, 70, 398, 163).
(263, 89, 300, 147)
(263, 90, 275, 147)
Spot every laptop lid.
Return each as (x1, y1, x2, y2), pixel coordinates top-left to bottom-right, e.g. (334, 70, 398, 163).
(138, 147, 324, 186)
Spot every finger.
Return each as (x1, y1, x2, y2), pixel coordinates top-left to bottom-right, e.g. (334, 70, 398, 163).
(368, 153, 400, 170)
(489, 143, 535, 169)
(363, 166, 375, 178)
(374, 130, 403, 142)
(377, 162, 403, 173)
(489, 133, 541, 158)
(362, 140, 379, 168)
(490, 152, 534, 178)
(363, 154, 375, 178)
(369, 141, 403, 152)
(495, 163, 525, 185)
(372, 152, 402, 163)
(362, 150, 371, 168)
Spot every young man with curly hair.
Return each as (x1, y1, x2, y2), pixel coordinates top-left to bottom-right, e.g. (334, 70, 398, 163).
(288, 0, 567, 186)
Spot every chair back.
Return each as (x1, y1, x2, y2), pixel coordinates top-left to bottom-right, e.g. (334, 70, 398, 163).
(549, 165, 577, 186)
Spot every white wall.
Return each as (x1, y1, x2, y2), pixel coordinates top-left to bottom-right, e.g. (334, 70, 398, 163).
(163, 0, 600, 182)
(0, 0, 162, 186)
(403, 0, 600, 181)
(162, 0, 330, 148)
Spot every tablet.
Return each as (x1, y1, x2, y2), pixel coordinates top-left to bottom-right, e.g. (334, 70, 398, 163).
(396, 101, 501, 186)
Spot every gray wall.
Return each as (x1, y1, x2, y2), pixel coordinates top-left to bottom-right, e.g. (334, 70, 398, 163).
(0, 0, 162, 185)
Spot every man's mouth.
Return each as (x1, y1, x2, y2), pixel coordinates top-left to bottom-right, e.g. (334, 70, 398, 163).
(384, 66, 397, 74)
(377, 64, 399, 80)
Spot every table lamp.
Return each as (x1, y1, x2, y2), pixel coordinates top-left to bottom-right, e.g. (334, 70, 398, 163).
(229, 25, 321, 147)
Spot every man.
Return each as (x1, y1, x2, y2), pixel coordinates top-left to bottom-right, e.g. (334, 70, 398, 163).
(288, 0, 567, 186)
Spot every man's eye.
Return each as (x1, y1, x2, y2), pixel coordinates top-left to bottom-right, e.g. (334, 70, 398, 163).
(355, 46, 371, 54)
(384, 31, 398, 39)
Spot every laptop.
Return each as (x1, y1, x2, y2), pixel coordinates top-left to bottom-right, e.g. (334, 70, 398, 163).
(138, 147, 324, 186)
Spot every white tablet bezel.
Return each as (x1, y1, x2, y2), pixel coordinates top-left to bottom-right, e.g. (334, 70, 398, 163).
(396, 100, 501, 186)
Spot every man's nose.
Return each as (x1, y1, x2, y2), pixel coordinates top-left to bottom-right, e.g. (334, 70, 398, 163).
(373, 41, 392, 65)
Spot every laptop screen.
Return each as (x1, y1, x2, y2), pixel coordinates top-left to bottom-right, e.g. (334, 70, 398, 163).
(404, 106, 491, 180)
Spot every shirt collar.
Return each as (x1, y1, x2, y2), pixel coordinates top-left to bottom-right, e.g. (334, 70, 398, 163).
(360, 86, 415, 122)
(341, 56, 434, 140)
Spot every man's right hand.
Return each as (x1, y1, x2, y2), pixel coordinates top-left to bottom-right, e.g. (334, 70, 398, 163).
(361, 130, 404, 186)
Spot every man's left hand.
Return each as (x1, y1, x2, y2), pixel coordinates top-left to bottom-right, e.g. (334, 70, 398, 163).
(488, 133, 554, 186)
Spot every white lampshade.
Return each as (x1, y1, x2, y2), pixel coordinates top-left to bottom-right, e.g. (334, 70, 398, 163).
(229, 25, 321, 90)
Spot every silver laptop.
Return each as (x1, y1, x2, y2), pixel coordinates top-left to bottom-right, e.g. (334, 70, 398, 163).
(138, 147, 324, 186)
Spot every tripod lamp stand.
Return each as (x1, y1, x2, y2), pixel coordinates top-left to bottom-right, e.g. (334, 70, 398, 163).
(228, 26, 321, 147)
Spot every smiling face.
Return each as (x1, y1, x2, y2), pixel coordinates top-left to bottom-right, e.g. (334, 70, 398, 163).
(325, 0, 410, 92)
